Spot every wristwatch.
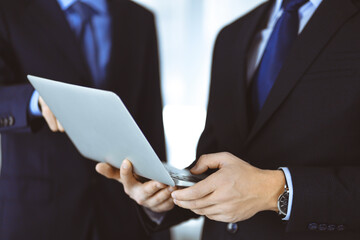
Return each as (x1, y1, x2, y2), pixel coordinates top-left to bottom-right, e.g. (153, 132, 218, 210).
(277, 181, 289, 218)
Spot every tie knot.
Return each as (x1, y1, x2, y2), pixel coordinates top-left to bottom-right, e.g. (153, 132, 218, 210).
(68, 1, 97, 23)
(282, 0, 309, 11)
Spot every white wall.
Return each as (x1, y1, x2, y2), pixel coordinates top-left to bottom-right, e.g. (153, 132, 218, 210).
(133, 0, 266, 167)
(132, 1, 266, 239)
(134, 0, 264, 240)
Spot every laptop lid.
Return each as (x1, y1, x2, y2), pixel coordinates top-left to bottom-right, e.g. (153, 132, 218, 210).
(28, 75, 176, 186)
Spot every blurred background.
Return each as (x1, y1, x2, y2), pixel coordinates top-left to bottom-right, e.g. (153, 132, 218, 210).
(131, 0, 265, 239)
(0, 0, 265, 239)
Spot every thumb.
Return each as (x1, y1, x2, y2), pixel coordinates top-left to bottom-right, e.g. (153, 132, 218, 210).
(190, 153, 226, 174)
(96, 162, 120, 180)
(120, 159, 138, 187)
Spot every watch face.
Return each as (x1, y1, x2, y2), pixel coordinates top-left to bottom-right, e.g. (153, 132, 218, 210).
(279, 191, 289, 215)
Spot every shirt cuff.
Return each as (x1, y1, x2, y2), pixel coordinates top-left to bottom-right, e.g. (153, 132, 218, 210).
(29, 90, 42, 117)
(142, 207, 166, 225)
(279, 167, 294, 221)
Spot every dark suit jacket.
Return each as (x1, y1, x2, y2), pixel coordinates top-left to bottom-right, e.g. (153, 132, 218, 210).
(0, 0, 169, 239)
(145, 0, 360, 239)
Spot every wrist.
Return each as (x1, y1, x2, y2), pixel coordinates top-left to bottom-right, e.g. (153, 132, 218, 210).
(264, 169, 286, 212)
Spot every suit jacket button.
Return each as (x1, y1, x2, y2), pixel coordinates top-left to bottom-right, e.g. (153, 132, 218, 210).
(3, 117, 8, 127)
(308, 223, 318, 231)
(318, 224, 327, 231)
(227, 223, 238, 234)
(327, 225, 336, 231)
(337, 225, 345, 231)
(8, 116, 15, 126)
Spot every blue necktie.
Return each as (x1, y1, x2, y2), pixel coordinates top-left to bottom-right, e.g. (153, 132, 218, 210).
(251, 0, 308, 118)
(67, 1, 103, 86)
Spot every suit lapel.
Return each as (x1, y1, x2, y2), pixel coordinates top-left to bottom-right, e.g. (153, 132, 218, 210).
(245, 0, 359, 145)
(230, 2, 273, 147)
(103, 0, 128, 89)
(25, 0, 91, 83)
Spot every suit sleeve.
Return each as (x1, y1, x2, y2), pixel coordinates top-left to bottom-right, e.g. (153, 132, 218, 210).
(0, 7, 39, 133)
(285, 166, 360, 232)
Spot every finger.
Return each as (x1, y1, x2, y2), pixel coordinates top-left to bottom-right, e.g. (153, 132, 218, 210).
(120, 159, 141, 188)
(132, 181, 166, 206)
(38, 96, 45, 107)
(191, 152, 231, 174)
(173, 194, 214, 210)
(151, 198, 175, 213)
(39, 96, 59, 132)
(171, 176, 216, 201)
(191, 204, 222, 217)
(145, 186, 176, 208)
(39, 96, 63, 133)
(139, 180, 168, 200)
(206, 214, 223, 222)
(42, 106, 59, 132)
(57, 120, 65, 132)
(96, 163, 120, 180)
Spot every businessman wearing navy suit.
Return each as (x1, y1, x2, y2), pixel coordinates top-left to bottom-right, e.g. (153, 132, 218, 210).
(0, 0, 169, 239)
(98, 0, 360, 239)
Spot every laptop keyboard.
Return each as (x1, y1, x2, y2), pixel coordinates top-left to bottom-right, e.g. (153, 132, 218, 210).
(169, 171, 204, 183)
(165, 164, 206, 183)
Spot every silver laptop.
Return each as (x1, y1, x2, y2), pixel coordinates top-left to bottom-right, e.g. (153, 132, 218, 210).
(28, 75, 205, 187)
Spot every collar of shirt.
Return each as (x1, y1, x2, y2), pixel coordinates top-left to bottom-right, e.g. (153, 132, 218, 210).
(268, 0, 323, 29)
(246, 0, 323, 82)
(56, 0, 108, 14)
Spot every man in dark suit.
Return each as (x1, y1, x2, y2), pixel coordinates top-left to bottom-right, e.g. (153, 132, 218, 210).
(97, 0, 360, 239)
(0, 0, 169, 239)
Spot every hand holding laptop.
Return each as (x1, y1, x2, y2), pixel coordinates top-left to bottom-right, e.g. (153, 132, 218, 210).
(28, 75, 206, 187)
(39, 96, 65, 132)
(96, 160, 176, 213)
